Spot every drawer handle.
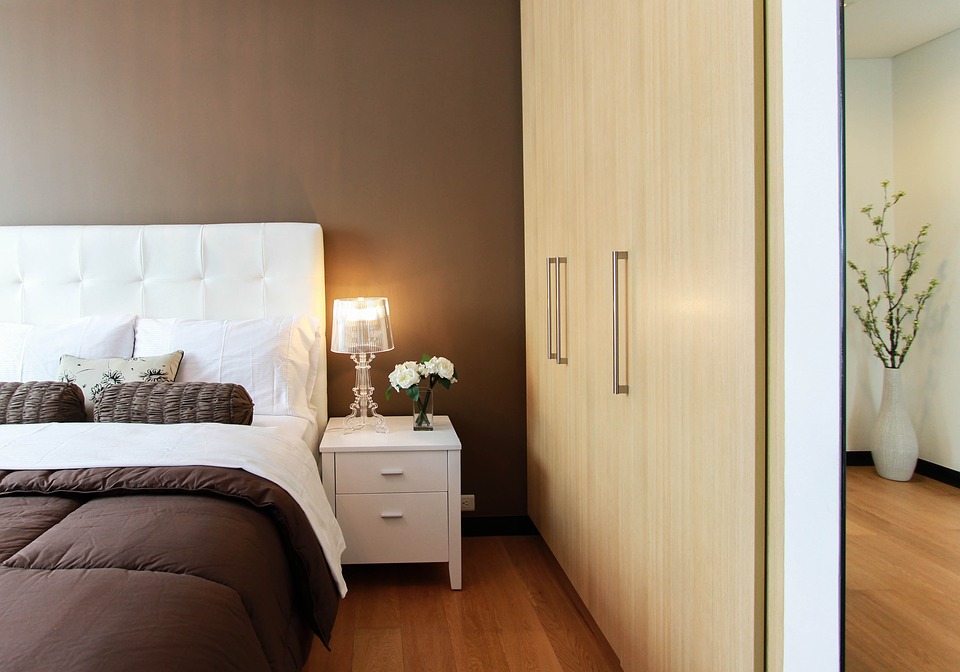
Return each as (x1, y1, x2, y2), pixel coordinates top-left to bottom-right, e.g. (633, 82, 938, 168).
(380, 512, 404, 519)
(380, 469, 404, 476)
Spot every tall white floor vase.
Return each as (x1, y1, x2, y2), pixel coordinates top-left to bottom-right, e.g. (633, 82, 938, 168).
(871, 367, 918, 481)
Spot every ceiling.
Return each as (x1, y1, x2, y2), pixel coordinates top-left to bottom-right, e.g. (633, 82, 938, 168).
(844, 0, 960, 58)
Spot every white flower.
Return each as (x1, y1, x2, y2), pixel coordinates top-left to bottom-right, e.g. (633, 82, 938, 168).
(389, 362, 422, 391)
(420, 357, 438, 376)
(433, 356, 456, 382)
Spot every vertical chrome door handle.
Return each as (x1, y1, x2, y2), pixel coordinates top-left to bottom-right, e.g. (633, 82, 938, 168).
(612, 251, 629, 394)
(547, 257, 557, 361)
(556, 257, 567, 364)
(547, 256, 568, 364)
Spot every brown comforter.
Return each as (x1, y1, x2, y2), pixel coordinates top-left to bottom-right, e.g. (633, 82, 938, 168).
(0, 465, 340, 672)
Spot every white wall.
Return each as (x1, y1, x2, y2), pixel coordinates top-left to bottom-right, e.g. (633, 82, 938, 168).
(844, 59, 895, 451)
(845, 29, 960, 469)
(781, 0, 842, 668)
(894, 30, 960, 470)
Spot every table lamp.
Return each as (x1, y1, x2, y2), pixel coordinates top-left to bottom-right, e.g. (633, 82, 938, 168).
(330, 297, 394, 433)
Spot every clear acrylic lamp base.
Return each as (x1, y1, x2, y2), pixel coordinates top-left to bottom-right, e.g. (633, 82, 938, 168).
(342, 352, 388, 434)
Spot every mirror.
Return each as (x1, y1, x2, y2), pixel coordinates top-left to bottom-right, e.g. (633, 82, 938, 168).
(844, 0, 960, 668)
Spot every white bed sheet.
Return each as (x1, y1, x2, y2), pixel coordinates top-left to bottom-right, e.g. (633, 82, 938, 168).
(0, 421, 346, 596)
(252, 414, 319, 457)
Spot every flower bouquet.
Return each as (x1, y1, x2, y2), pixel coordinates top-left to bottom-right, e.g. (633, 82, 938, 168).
(387, 355, 458, 430)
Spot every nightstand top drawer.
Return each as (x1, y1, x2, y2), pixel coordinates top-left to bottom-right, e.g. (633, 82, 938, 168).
(320, 415, 461, 453)
(335, 450, 447, 494)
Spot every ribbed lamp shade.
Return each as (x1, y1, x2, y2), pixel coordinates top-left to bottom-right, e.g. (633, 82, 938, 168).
(330, 297, 394, 354)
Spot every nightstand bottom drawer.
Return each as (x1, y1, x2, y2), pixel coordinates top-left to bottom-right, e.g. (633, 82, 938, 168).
(337, 492, 449, 564)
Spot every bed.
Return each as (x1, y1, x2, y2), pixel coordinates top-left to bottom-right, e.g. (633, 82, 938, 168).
(0, 223, 345, 671)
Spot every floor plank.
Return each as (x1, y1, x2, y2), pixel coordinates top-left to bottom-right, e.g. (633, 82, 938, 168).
(845, 466, 960, 671)
(305, 536, 623, 672)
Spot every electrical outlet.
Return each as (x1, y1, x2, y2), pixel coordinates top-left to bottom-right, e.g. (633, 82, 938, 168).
(460, 494, 475, 511)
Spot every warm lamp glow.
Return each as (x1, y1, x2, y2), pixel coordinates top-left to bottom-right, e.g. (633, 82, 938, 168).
(331, 297, 394, 433)
(331, 297, 394, 354)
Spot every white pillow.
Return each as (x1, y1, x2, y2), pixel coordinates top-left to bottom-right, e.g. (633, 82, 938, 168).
(0, 315, 137, 383)
(134, 316, 319, 420)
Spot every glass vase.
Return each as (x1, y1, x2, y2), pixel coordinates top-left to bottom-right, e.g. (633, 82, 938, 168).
(413, 385, 434, 431)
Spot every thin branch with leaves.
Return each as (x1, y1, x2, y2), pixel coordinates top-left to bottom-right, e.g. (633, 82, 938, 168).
(847, 180, 939, 369)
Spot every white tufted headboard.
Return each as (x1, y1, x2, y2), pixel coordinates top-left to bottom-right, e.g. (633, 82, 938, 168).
(0, 222, 327, 430)
(0, 223, 324, 324)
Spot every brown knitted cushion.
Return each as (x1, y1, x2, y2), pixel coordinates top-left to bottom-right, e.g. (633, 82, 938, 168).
(0, 381, 87, 424)
(94, 382, 254, 425)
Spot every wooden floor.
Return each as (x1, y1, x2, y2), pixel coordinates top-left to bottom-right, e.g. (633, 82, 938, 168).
(845, 466, 960, 671)
(305, 535, 623, 672)
(305, 470, 960, 671)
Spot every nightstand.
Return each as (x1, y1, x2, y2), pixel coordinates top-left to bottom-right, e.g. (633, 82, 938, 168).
(319, 415, 462, 590)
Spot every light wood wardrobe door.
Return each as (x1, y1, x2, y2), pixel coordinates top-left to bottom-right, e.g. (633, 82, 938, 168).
(522, 1, 765, 671)
(522, 0, 586, 571)
(523, 0, 633, 664)
(617, 0, 765, 669)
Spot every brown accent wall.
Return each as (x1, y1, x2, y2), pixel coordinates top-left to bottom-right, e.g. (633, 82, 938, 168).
(0, 1, 526, 516)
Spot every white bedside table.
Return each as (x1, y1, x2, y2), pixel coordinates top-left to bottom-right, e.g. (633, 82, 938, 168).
(319, 415, 462, 590)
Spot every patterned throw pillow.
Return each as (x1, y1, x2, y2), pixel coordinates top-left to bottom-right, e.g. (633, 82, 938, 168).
(57, 351, 184, 420)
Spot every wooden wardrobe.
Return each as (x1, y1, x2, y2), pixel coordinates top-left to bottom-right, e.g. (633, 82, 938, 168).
(521, 1, 766, 670)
